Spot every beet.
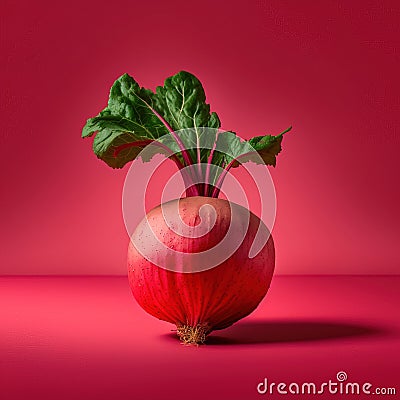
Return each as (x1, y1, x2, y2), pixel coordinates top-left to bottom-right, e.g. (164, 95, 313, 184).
(128, 197, 275, 345)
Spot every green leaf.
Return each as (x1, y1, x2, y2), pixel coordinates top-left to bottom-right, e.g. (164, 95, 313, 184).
(213, 127, 291, 168)
(82, 72, 221, 169)
(107, 74, 169, 139)
(155, 71, 220, 131)
(246, 134, 283, 167)
(155, 71, 221, 164)
(92, 129, 150, 169)
(82, 109, 138, 138)
(207, 112, 221, 129)
(212, 131, 250, 167)
(82, 74, 173, 168)
(244, 126, 291, 166)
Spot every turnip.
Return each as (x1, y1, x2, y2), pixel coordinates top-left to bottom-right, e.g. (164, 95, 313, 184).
(82, 71, 291, 344)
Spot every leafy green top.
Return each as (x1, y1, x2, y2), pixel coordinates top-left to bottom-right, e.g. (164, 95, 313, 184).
(82, 71, 291, 197)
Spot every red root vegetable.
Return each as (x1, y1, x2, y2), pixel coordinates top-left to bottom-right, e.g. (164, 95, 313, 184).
(128, 197, 275, 345)
(82, 71, 290, 346)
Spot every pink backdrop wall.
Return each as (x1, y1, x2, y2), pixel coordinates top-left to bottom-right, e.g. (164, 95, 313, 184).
(1, 0, 399, 275)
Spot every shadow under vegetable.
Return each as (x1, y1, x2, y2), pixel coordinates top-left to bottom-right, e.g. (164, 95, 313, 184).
(162, 319, 386, 345)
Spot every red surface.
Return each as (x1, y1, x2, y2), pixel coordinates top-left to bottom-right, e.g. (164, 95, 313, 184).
(1, 276, 399, 399)
(1, 0, 400, 275)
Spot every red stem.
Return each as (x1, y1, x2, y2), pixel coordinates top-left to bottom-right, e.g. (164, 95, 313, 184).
(129, 89, 192, 167)
(204, 130, 220, 196)
(197, 146, 202, 190)
(211, 158, 236, 198)
(128, 89, 199, 195)
(150, 108, 195, 167)
(149, 107, 200, 196)
(114, 140, 151, 156)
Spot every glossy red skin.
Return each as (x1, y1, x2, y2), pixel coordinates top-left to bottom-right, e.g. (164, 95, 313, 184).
(127, 197, 275, 331)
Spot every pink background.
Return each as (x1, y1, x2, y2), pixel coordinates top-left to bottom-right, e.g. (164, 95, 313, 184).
(1, 0, 399, 275)
(1, 3, 399, 399)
